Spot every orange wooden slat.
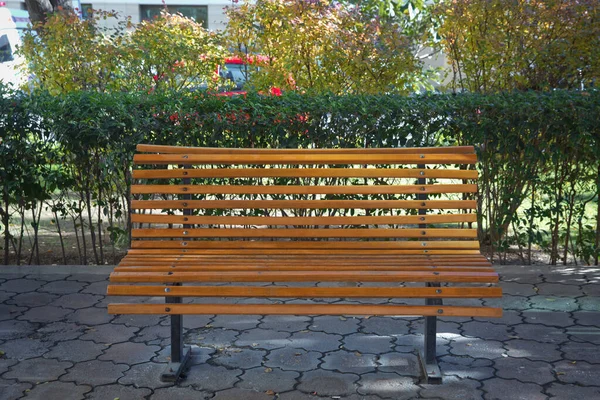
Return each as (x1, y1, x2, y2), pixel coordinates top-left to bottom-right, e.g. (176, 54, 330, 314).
(131, 199, 477, 210)
(125, 249, 482, 255)
(130, 213, 478, 226)
(130, 240, 479, 250)
(131, 184, 478, 195)
(132, 168, 479, 180)
(109, 270, 499, 283)
(114, 265, 495, 273)
(136, 144, 476, 155)
(131, 228, 477, 239)
(133, 153, 478, 165)
(107, 285, 502, 298)
(108, 303, 502, 318)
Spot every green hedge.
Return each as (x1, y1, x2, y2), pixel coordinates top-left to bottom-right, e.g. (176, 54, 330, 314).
(1, 85, 599, 265)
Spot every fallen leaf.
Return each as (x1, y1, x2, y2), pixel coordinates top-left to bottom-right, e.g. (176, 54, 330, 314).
(264, 367, 273, 373)
(339, 316, 347, 321)
(204, 324, 213, 328)
(300, 330, 309, 333)
(252, 343, 259, 347)
(570, 361, 577, 364)
(354, 351, 362, 357)
(294, 352, 302, 356)
(466, 343, 472, 347)
(557, 372, 566, 376)
(265, 390, 275, 395)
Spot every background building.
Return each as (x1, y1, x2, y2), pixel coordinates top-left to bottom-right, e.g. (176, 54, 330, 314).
(2, 0, 231, 31)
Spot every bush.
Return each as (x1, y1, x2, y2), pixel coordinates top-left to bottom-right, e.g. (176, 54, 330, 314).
(1, 88, 598, 265)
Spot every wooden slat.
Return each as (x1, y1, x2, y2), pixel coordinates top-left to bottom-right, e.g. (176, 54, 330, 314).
(107, 285, 502, 298)
(131, 199, 477, 210)
(136, 144, 476, 155)
(125, 249, 482, 255)
(131, 228, 477, 239)
(121, 253, 490, 260)
(131, 184, 477, 195)
(131, 240, 479, 250)
(108, 303, 502, 318)
(132, 168, 478, 180)
(133, 153, 478, 165)
(131, 213, 478, 226)
(109, 270, 498, 283)
(114, 265, 495, 272)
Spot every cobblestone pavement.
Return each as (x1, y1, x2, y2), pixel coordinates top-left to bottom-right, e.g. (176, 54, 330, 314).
(0, 265, 599, 400)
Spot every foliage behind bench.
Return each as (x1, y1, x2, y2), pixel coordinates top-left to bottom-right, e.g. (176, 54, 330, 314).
(1, 86, 598, 265)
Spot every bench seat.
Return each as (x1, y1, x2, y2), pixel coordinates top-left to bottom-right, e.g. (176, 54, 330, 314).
(107, 144, 502, 384)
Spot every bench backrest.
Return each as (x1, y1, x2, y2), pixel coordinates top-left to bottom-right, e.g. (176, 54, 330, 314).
(130, 144, 480, 256)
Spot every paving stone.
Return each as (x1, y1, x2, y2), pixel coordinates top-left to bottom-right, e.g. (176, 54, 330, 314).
(212, 388, 273, 400)
(438, 356, 495, 380)
(67, 274, 108, 283)
(0, 304, 27, 321)
(181, 315, 214, 329)
(553, 360, 598, 386)
(500, 282, 537, 296)
(236, 329, 290, 350)
(44, 339, 107, 362)
(310, 316, 360, 335)
(0, 380, 31, 400)
(118, 362, 174, 389)
(188, 328, 239, 349)
(420, 376, 483, 400)
(450, 339, 506, 359)
(180, 363, 241, 391)
(0, 291, 15, 304)
(321, 349, 377, 374)
(542, 273, 587, 285)
(0, 319, 37, 340)
(99, 342, 160, 364)
(237, 366, 300, 393)
(276, 392, 325, 400)
(266, 347, 321, 372)
(581, 283, 600, 296)
(577, 296, 600, 312)
(61, 360, 128, 386)
(4, 357, 72, 382)
(494, 357, 555, 385)
(489, 310, 524, 326)
(17, 306, 73, 324)
(287, 330, 342, 352)
(1, 337, 49, 360)
(86, 384, 153, 400)
(260, 315, 310, 332)
(484, 295, 530, 311)
(81, 281, 109, 295)
(482, 378, 546, 400)
(566, 325, 600, 344)
(361, 317, 410, 337)
(0, 278, 45, 293)
(112, 314, 164, 328)
(297, 369, 359, 396)
(573, 312, 600, 327)
(357, 372, 418, 400)
(546, 383, 600, 400)
(377, 352, 420, 377)
(132, 324, 171, 343)
(512, 324, 566, 343)
(521, 311, 574, 327)
(529, 296, 579, 312)
(150, 386, 210, 400)
(67, 307, 114, 326)
(0, 358, 18, 375)
(33, 322, 84, 342)
(23, 381, 91, 400)
(535, 282, 583, 296)
(505, 339, 561, 362)
(8, 292, 59, 308)
(342, 333, 394, 354)
(50, 293, 102, 309)
(461, 321, 511, 341)
(39, 280, 86, 295)
(79, 323, 139, 344)
(213, 347, 266, 369)
(211, 315, 262, 331)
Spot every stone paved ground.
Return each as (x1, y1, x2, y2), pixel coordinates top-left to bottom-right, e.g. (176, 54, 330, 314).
(0, 265, 599, 400)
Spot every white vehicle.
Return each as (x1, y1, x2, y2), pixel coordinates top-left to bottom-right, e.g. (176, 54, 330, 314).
(0, 7, 29, 88)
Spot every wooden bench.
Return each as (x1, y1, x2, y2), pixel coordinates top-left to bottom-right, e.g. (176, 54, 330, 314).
(107, 144, 502, 383)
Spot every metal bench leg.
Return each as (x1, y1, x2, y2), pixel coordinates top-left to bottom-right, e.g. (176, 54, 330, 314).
(161, 283, 191, 382)
(418, 282, 443, 384)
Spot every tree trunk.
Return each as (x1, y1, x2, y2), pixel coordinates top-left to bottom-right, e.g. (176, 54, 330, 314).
(24, 0, 73, 25)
